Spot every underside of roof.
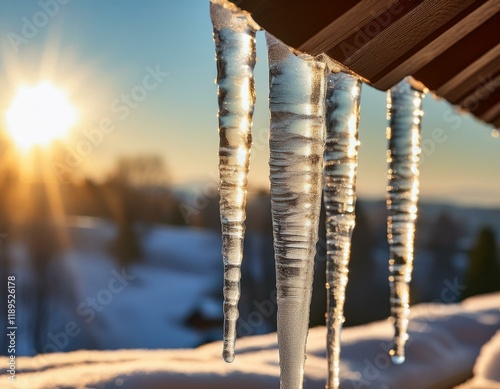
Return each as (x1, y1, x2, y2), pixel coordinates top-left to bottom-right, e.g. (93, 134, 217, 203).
(230, 0, 500, 128)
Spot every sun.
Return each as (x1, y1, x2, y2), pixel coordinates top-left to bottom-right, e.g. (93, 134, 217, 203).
(5, 82, 77, 150)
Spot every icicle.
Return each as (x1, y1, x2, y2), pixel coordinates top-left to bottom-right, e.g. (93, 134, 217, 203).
(386, 78, 425, 364)
(267, 33, 328, 389)
(324, 73, 362, 389)
(210, 0, 259, 363)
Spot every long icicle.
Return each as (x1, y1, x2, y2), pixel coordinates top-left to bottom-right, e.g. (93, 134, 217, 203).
(386, 78, 425, 364)
(210, 0, 259, 363)
(324, 72, 362, 389)
(267, 33, 328, 389)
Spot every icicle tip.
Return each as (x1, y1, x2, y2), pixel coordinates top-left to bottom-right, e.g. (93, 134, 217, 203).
(223, 348, 235, 363)
(391, 354, 405, 365)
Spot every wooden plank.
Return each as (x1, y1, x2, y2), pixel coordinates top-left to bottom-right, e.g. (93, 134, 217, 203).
(456, 73, 500, 115)
(436, 42, 500, 96)
(298, 0, 400, 56)
(478, 100, 500, 124)
(233, 0, 360, 49)
(469, 87, 500, 116)
(337, 0, 478, 81)
(374, 0, 496, 90)
(414, 15, 500, 90)
(445, 54, 500, 104)
(491, 112, 500, 128)
(324, 0, 420, 67)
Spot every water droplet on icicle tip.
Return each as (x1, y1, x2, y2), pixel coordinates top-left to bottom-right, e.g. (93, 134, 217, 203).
(386, 77, 425, 365)
(210, 0, 258, 363)
(267, 32, 328, 389)
(391, 355, 406, 365)
(324, 72, 362, 389)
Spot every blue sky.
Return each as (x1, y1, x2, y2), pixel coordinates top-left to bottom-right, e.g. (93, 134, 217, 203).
(0, 0, 498, 206)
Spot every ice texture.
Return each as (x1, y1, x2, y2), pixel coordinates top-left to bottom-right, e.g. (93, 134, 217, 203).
(211, 1, 427, 382)
(266, 33, 328, 389)
(323, 72, 362, 389)
(386, 78, 425, 364)
(211, 1, 258, 363)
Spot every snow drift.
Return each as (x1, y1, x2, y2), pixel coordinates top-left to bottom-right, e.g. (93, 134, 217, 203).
(1, 292, 499, 389)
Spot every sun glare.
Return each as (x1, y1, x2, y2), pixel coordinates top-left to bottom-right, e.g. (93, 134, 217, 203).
(5, 82, 77, 150)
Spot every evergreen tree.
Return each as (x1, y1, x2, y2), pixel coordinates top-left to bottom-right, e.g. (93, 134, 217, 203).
(344, 201, 389, 326)
(462, 227, 500, 299)
(424, 212, 464, 302)
(105, 177, 143, 268)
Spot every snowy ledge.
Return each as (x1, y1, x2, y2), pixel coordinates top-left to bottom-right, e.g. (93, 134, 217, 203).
(1, 293, 499, 389)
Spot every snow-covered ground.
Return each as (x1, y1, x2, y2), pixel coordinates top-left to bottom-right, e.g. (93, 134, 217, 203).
(2, 292, 499, 389)
(456, 330, 500, 389)
(4, 219, 500, 388)
(9, 219, 224, 355)
(69, 223, 223, 350)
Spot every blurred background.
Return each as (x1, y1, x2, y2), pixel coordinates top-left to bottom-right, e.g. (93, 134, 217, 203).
(0, 0, 499, 356)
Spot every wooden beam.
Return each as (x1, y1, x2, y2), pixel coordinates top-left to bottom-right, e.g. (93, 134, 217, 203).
(374, 0, 496, 90)
(231, 0, 500, 128)
(297, 0, 398, 56)
(341, 0, 479, 81)
(413, 14, 500, 90)
(437, 43, 500, 97)
(232, 0, 360, 49)
(444, 55, 500, 104)
(479, 100, 500, 125)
